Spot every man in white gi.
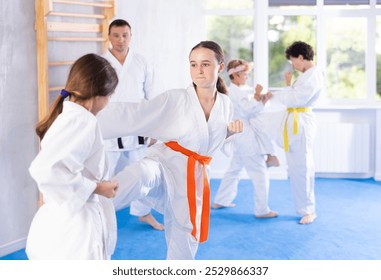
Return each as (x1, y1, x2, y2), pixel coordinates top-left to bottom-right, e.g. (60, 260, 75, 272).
(103, 19, 163, 230)
(269, 41, 324, 224)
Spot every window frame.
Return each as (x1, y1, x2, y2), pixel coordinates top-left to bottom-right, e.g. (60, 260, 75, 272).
(204, 0, 381, 105)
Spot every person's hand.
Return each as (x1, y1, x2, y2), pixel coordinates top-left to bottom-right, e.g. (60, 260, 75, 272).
(261, 92, 273, 105)
(284, 71, 293, 86)
(227, 119, 243, 138)
(147, 138, 158, 147)
(95, 180, 119, 198)
(253, 84, 263, 101)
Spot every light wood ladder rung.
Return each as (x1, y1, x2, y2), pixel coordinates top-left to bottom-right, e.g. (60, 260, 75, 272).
(47, 22, 102, 32)
(49, 86, 65, 92)
(48, 36, 105, 42)
(48, 60, 74, 66)
(49, 11, 105, 19)
(52, 0, 113, 8)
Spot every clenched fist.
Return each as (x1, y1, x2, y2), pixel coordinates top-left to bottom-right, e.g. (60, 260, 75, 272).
(95, 180, 119, 198)
(227, 119, 243, 138)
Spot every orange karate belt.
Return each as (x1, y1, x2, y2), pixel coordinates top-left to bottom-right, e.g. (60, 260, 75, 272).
(283, 107, 311, 152)
(165, 141, 212, 243)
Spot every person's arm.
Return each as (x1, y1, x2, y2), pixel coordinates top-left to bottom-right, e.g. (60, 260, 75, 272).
(97, 90, 186, 142)
(143, 60, 157, 100)
(284, 71, 293, 86)
(233, 87, 264, 117)
(253, 84, 263, 101)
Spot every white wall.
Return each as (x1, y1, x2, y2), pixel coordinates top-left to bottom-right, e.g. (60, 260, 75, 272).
(114, 0, 204, 93)
(0, 0, 40, 256)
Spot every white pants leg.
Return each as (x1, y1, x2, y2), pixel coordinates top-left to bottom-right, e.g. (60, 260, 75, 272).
(286, 134, 316, 216)
(126, 148, 153, 216)
(112, 158, 162, 212)
(106, 151, 122, 178)
(129, 199, 151, 216)
(213, 154, 244, 206)
(164, 207, 198, 260)
(243, 154, 271, 216)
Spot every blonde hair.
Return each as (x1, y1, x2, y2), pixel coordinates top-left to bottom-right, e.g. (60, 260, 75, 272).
(227, 59, 251, 80)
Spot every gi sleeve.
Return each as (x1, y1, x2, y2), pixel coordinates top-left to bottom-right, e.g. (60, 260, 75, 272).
(97, 91, 183, 141)
(29, 114, 98, 216)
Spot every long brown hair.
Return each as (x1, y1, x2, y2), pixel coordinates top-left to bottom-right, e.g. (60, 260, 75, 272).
(36, 53, 118, 140)
(190, 41, 228, 94)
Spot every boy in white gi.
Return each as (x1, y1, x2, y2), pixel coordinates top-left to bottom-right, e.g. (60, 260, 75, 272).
(103, 19, 163, 230)
(97, 41, 243, 259)
(212, 59, 278, 219)
(27, 54, 120, 259)
(268, 41, 324, 224)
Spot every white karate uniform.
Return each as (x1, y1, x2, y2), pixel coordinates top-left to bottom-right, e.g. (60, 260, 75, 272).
(271, 65, 324, 216)
(213, 83, 274, 216)
(26, 102, 120, 260)
(97, 85, 234, 260)
(103, 49, 157, 217)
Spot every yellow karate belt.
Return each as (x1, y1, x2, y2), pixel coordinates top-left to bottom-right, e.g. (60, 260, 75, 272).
(283, 107, 311, 152)
(165, 141, 212, 243)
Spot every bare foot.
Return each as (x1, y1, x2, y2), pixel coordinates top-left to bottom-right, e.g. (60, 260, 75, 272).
(299, 213, 317, 224)
(212, 203, 236, 209)
(138, 213, 164, 231)
(255, 210, 278, 218)
(266, 155, 280, 167)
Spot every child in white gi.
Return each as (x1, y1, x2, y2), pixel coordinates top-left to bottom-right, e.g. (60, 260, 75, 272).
(97, 41, 243, 259)
(212, 59, 278, 218)
(26, 54, 121, 259)
(268, 41, 324, 224)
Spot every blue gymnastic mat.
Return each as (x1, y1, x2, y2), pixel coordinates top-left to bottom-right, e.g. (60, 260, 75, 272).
(1, 178, 381, 260)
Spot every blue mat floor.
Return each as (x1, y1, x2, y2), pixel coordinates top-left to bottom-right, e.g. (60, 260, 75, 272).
(2, 178, 381, 260)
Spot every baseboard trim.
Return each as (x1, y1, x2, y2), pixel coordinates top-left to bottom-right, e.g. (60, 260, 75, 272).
(374, 172, 381, 181)
(0, 237, 26, 258)
(210, 170, 288, 180)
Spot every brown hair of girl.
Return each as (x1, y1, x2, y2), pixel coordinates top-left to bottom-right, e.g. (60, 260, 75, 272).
(190, 40, 228, 94)
(36, 53, 118, 140)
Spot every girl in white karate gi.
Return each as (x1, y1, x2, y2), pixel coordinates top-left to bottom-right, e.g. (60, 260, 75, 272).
(26, 54, 120, 260)
(97, 41, 243, 260)
(212, 59, 279, 218)
(268, 41, 324, 224)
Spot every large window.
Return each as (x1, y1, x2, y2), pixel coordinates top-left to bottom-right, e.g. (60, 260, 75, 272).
(268, 15, 316, 87)
(205, 0, 381, 103)
(325, 17, 366, 99)
(204, 1, 254, 86)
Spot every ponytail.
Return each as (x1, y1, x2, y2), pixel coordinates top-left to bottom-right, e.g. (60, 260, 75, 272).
(35, 53, 118, 141)
(35, 93, 66, 140)
(216, 76, 228, 94)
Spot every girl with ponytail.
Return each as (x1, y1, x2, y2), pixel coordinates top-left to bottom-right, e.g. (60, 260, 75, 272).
(27, 53, 120, 259)
(96, 41, 243, 259)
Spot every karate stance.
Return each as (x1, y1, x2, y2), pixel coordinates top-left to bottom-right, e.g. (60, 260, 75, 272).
(103, 19, 163, 230)
(268, 41, 324, 224)
(26, 54, 120, 259)
(97, 41, 243, 259)
(212, 59, 278, 218)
